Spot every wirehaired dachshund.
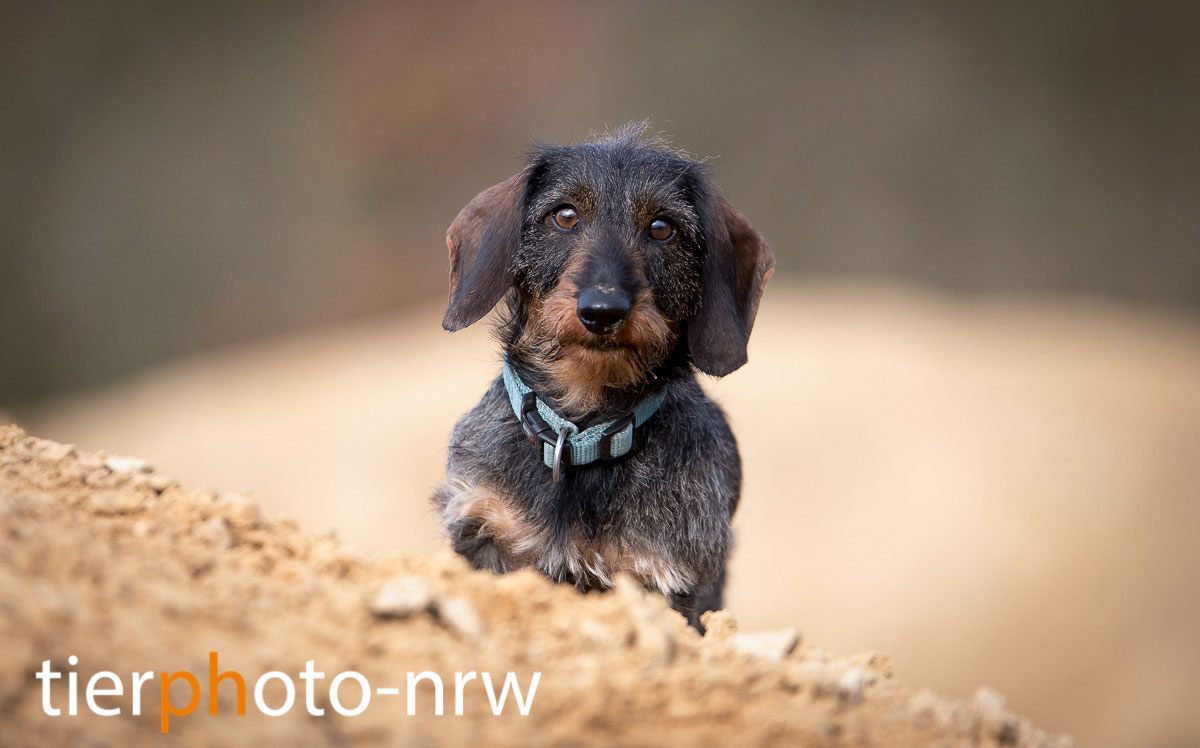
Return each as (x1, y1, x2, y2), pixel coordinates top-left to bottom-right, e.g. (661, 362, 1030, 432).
(433, 124, 773, 630)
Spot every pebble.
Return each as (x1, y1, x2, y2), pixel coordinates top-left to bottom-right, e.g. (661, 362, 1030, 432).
(370, 576, 433, 619)
(217, 492, 260, 528)
(33, 438, 75, 462)
(972, 686, 1018, 742)
(837, 666, 872, 703)
(784, 660, 838, 695)
(700, 609, 738, 639)
(632, 617, 676, 664)
(146, 473, 177, 493)
(193, 517, 234, 549)
(730, 628, 800, 662)
(104, 455, 151, 473)
(436, 596, 484, 638)
(908, 688, 954, 726)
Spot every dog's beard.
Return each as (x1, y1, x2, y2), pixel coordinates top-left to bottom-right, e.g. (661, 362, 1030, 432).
(518, 285, 673, 414)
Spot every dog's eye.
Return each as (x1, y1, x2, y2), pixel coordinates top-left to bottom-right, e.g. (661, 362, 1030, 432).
(648, 218, 674, 242)
(552, 205, 579, 231)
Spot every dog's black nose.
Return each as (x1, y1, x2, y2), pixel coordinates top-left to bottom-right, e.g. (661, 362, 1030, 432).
(576, 287, 631, 334)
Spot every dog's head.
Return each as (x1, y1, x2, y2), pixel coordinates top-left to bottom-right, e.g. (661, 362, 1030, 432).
(442, 126, 773, 409)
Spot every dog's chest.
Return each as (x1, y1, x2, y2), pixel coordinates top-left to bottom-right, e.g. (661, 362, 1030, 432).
(441, 478, 693, 595)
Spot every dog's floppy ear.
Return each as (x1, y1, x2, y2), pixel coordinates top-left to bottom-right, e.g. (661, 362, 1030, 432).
(442, 170, 529, 331)
(688, 194, 775, 376)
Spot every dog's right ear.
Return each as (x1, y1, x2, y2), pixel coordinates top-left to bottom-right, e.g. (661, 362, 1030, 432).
(442, 170, 529, 331)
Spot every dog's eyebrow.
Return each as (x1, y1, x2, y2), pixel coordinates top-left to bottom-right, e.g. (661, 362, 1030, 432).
(629, 171, 704, 229)
(526, 179, 599, 217)
(631, 196, 702, 237)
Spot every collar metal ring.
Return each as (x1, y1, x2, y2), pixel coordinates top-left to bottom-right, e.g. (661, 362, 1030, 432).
(552, 426, 570, 484)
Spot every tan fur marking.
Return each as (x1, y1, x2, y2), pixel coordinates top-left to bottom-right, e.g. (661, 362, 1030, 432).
(441, 476, 693, 594)
(441, 477, 543, 564)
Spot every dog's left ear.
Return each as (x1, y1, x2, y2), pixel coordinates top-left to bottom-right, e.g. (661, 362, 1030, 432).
(442, 170, 529, 331)
(688, 195, 775, 376)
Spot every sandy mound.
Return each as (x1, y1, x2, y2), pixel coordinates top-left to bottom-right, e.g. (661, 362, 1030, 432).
(0, 426, 1068, 747)
(25, 281, 1200, 746)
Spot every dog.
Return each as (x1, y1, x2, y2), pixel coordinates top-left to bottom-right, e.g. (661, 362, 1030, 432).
(432, 124, 773, 630)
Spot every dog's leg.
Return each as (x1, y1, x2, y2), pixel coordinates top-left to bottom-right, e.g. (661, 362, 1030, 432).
(668, 591, 705, 632)
(434, 476, 537, 576)
(694, 567, 726, 616)
(668, 568, 727, 633)
(447, 516, 513, 574)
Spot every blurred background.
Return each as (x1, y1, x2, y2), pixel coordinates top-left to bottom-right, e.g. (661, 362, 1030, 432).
(2, 2, 1198, 746)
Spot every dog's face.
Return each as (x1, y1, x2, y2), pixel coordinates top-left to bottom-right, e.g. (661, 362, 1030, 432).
(443, 128, 773, 409)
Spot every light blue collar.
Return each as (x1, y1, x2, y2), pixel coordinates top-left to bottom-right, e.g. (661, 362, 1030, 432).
(502, 358, 666, 482)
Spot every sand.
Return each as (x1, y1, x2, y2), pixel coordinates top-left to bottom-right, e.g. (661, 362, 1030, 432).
(0, 425, 1070, 747)
(19, 280, 1200, 746)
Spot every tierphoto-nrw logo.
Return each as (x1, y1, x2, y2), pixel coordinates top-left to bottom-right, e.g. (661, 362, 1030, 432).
(35, 654, 540, 732)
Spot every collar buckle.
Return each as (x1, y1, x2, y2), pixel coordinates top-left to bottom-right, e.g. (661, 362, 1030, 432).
(520, 392, 573, 477)
(519, 392, 554, 445)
